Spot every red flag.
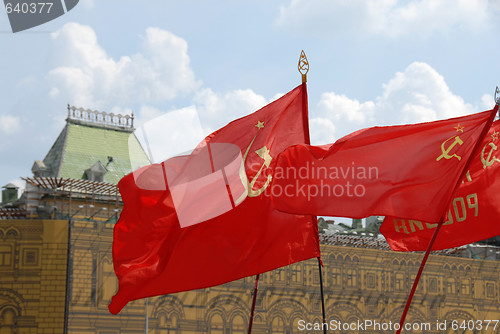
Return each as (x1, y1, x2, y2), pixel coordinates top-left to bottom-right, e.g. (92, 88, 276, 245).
(108, 84, 320, 314)
(271, 107, 497, 222)
(382, 114, 500, 251)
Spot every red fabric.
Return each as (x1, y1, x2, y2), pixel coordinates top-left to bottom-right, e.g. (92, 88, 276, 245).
(382, 114, 500, 251)
(271, 107, 497, 222)
(108, 84, 320, 314)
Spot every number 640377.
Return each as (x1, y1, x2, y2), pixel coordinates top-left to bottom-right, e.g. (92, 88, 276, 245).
(5, 2, 53, 14)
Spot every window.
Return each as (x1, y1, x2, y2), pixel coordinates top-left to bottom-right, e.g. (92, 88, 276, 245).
(270, 317, 284, 334)
(0, 246, 12, 267)
(231, 315, 245, 334)
(23, 248, 38, 266)
(461, 279, 470, 295)
(446, 278, 456, 294)
(410, 274, 424, 292)
(99, 259, 117, 306)
(486, 282, 495, 298)
(313, 270, 320, 284)
(274, 268, 285, 282)
(366, 273, 376, 289)
(291, 264, 302, 283)
(85, 161, 107, 182)
(91, 258, 97, 305)
(331, 267, 341, 286)
(156, 311, 180, 334)
(395, 273, 404, 291)
(210, 314, 224, 334)
(428, 278, 437, 293)
(0, 307, 17, 334)
(312, 300, 321, 312)
(346, 269, 357, 288)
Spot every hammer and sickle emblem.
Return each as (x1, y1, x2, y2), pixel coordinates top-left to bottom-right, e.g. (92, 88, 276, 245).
(436, 135, 463, 161)
(481, 142, 500, 169)
(241, 123, 273, 197)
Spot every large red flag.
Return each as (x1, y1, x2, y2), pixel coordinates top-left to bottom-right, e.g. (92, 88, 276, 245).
(108, 84, 320, 314)
(382, 114, 500, 251)
(271, 107, 497, 222)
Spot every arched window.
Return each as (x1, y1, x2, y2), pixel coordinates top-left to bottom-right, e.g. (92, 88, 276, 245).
(0, 307, 17, 334)
(5, 229, 18, 239)
(168, 314, 179, 334)
(270, 316, 284, 334)
(231, 315, 245, 334)
(209, 314, 224, 334)
(158, 314, 168, 334)
(156, 312, 179, 334)
(291, 317, 303, 333)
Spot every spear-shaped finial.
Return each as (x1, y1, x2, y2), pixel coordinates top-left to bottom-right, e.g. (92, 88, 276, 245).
(495, 86, 500, 106)
(298, 50, 309, 83)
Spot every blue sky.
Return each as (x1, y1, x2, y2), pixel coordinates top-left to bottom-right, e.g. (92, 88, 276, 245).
(1, 0, 500, 190)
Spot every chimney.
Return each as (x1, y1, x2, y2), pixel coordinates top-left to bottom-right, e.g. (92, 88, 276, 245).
(2, 183, 19, 204)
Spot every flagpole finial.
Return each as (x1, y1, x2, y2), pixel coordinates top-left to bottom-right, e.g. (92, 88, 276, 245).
(298, 50, 309, 83)
(495, 86, 500, 106)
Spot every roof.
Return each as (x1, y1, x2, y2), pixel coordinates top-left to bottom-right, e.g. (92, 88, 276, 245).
(2, 182, 19, 189)
(22, 177, 119, 196)
(319, 234, 500, 259)
(41, 122, 150, 184)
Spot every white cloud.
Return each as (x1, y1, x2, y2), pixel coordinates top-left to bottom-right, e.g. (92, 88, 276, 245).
(309, 117, 337, 145)
(0, 115, 21, 134)
(193, 88, 268, 131)
(277, 0, 492, 38)
(132, 106, 206, 165)
(318, 93, 375, 124)
(480, 94, 495, 109)
(48, 23, 200, 109)
(315, 62, 477, 140)
(127, 88, 270, 166)
(380, 62, 474, 121)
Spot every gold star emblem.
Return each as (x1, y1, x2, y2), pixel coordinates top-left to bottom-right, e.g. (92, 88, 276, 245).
(454, 124, 464, 133)
(492, 131, 499, 142)
(255, 121, 264, 129)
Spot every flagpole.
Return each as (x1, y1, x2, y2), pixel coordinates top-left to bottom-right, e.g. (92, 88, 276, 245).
(395, 100, 499, 334)
(395, 220, 443, 334)
(247, 274, 260, 334)
(298, 50, 327, 334)
(145, 298, 148, 334)
(298, 50, 310, 144)
(317, 257, 327, 333)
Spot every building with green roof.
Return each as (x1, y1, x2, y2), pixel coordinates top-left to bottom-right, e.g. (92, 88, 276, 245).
(31, 105, 150, 185)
